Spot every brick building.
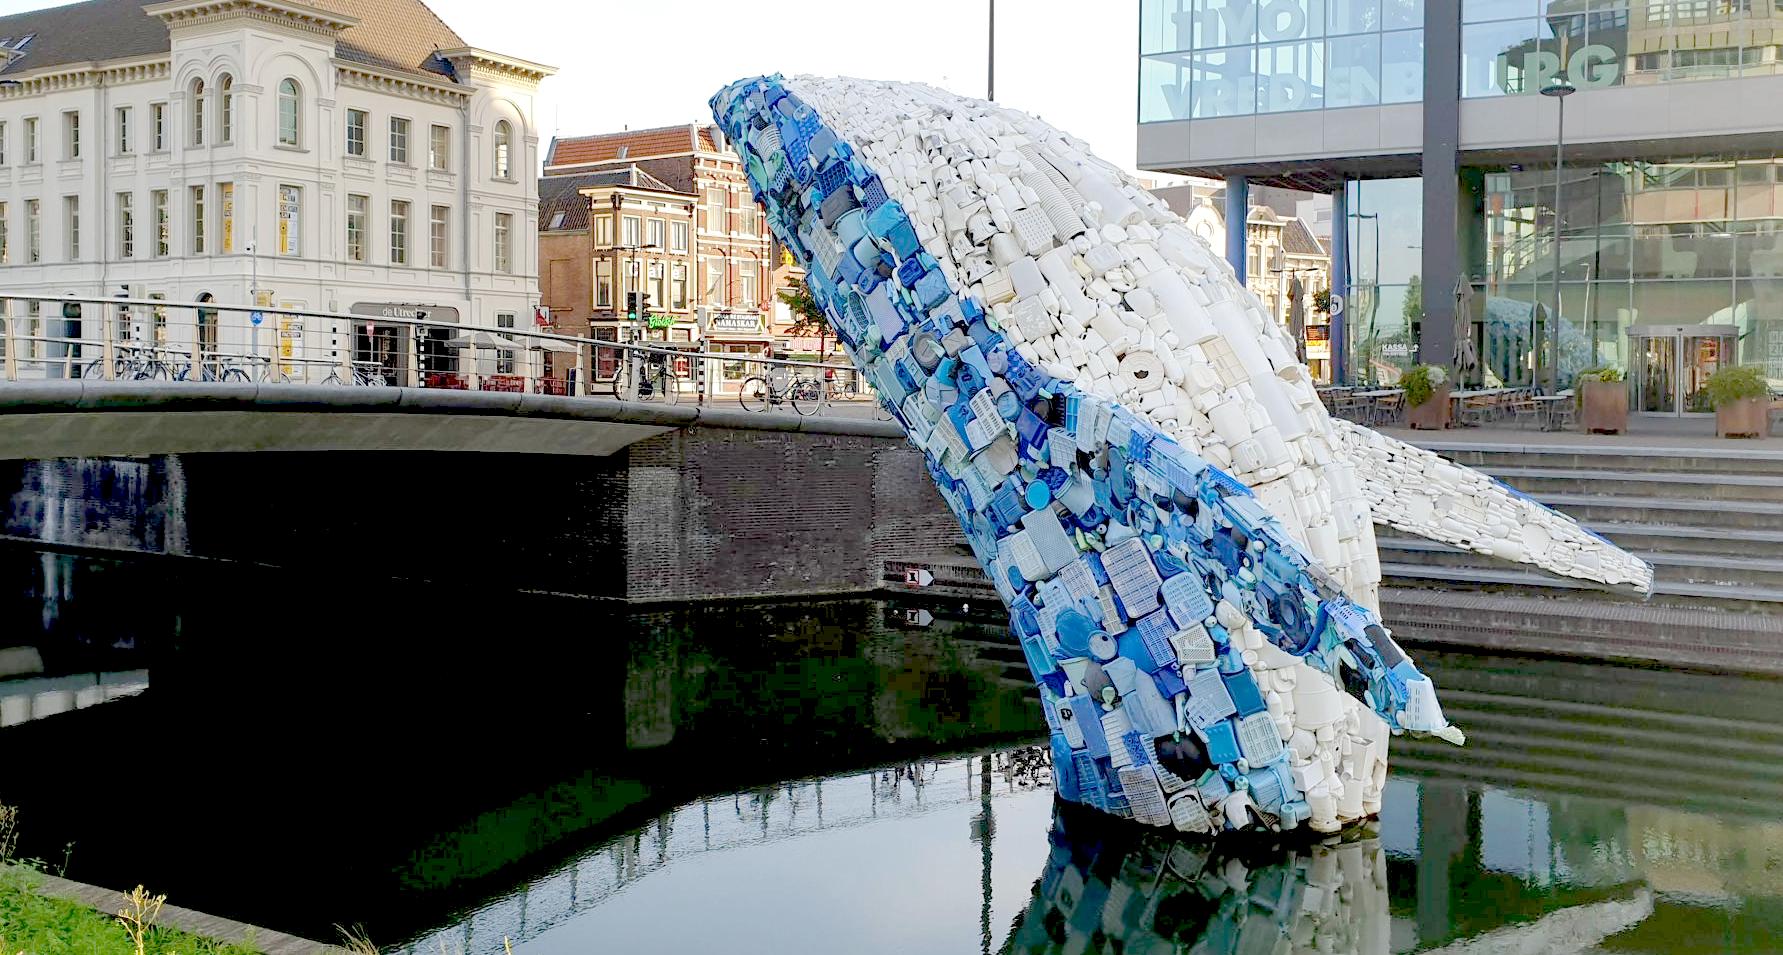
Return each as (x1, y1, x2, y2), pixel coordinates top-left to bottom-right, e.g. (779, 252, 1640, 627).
(542, 124, 773, 394)
(537, 165, 696, 388)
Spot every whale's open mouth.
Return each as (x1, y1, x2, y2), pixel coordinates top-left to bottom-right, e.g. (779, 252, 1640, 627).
(712, 75, 1643, 836)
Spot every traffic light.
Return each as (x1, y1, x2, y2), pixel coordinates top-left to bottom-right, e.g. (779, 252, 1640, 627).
(626, 292, 652, 320)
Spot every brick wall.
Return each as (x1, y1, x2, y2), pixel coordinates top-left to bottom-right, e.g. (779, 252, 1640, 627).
(617, 428, 966, 601)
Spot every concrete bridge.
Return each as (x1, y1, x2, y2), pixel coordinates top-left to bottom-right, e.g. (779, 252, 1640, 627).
(0, 380, 900, 460)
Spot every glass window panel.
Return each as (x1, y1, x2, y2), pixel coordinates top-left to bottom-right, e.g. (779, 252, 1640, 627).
(1594, 233, 1633, 280)
(1196, 0, 1257, 47)
(1383, 0, 1422, 29)
(1328, 0, 1378, 35)
(1381, 29, 1424, 101)
(1192, 48, 1257, 116)
(1465, 0, 1539, 22)
(1463, 19, 1542, 96)
(1258, 0, 1324, 42)
(1257, 40, 1325, 111)
(1140, 53, 1196, 122)
(1141, 0, 1195, 53)
(1326, 33, 1381, 107)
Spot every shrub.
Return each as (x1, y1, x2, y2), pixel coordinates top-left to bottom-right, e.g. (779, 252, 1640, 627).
(1703, 365, 1770, 409)
(1575, 366, 1625, 387)
(1401, 364, 1449, 407)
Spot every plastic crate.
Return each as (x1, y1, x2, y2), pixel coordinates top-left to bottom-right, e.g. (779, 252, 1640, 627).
(1184, 666, 1237, 729)
(1134, 609, 1176, 670)
(859, 175, 890, 212)
(1102, 537, 1162, 619)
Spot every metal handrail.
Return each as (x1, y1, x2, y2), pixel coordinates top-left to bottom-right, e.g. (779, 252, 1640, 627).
(2, 292, 857, 372)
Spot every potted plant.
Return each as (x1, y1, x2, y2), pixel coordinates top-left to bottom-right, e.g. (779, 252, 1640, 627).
(1576, 367, 1628, 435)
(1705, 365, 1771, 438)
(1403, 364, 1451, 430)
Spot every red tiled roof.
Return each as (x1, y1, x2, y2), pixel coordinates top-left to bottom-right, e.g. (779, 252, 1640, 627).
(548, 124, 717, 169)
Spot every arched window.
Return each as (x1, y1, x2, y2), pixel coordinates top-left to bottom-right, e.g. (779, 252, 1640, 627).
(277, 78, 300, 147)
(493, 119, 512, 179)
(189, 78, 205, 146)
(218, 74, 234, 144)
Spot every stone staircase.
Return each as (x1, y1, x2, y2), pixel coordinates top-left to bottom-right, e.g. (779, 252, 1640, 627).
(883, 437, 1783, 674)
(1378, 442, 1783, 608)
(1378, 438, 1783, 673)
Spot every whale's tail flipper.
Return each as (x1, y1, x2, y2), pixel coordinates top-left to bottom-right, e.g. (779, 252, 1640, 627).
(1332, 420, 1655, 597)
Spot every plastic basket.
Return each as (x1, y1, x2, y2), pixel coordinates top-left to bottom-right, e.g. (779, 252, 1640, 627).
(859, 176, 889, 212)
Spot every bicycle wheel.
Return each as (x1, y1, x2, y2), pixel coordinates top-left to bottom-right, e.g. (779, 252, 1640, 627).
(222, 367, 250, 383)
(81, 360, 109, 380)
(136, 362, 169, 381)
(659, 371, 680, 405)
(739, 376, 771, 413)
(791, 378, 827, 417)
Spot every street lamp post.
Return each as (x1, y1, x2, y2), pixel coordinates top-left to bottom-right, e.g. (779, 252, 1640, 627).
(1541, 76, 1576, 393)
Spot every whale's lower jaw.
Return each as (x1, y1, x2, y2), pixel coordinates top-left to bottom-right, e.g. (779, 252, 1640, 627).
(710, 75, 1465, 836)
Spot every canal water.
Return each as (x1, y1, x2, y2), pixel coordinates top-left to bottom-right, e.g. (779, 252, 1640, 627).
(3, 546, 1782, 954)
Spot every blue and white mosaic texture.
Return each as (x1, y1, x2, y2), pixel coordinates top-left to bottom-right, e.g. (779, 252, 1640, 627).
(711, 76, 1651, 834)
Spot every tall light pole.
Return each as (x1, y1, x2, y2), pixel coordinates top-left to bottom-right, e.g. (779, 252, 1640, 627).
(1542, 76, 1576, 393)
(987, 0, 995, 101)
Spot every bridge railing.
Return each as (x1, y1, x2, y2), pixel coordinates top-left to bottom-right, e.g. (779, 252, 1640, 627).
(0, 292, 885, 418)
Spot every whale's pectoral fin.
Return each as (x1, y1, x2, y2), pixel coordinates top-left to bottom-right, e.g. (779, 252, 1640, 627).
(1328, 418, 1654, 597)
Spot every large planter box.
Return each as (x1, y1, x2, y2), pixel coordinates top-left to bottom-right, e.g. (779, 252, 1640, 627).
(1717, 396, 1769, 438)
(1579, 379, 1628, 434)
(1407, 385, 1451, 430)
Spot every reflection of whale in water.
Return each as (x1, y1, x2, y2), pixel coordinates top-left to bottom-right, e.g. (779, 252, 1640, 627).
(1006, 802, 1654, 955)
(1006, 802, 1391, 954)
(711, 75, 1650, 836)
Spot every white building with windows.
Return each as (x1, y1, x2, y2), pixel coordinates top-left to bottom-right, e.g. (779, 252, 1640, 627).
(0, 0, 552, 380)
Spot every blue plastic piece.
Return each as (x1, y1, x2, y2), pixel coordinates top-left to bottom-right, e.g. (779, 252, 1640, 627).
(1200, 719, 1241, 766)
(1223, 668, 1268, 717)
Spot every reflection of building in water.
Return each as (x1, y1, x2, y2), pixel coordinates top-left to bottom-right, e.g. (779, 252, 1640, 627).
(400, 750, 1046, 955)
(0, 669, 149, 728)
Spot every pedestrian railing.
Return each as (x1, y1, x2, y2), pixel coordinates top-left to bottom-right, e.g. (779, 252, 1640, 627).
(0, 292, 884, 418)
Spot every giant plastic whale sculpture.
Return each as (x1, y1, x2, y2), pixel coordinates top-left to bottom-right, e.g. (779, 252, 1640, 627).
(711, 75, 1652, 836)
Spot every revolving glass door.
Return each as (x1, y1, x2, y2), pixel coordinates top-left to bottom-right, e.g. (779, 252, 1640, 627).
(1629, 324, 1737, 416)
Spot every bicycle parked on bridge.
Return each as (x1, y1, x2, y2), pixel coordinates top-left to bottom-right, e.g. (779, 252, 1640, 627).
(739, 374, 826, 416)
(322, 360, 390, 387)
(634, 352, 682, 405)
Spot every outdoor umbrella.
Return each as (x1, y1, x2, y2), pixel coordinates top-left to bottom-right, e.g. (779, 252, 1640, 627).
(1453, 276, 1479, 386)
(1287, 275, 1307, 365)
(443, 330, 526, 350)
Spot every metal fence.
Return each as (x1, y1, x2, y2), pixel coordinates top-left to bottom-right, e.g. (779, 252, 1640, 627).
(0, 292, 886, 419)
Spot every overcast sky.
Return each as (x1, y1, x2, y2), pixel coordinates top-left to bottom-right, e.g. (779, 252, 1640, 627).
(0, 0, 1149, 173)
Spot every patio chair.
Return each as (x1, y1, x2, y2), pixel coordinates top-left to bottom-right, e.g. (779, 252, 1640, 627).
(1508, 396, 1542, 430)
(1372, 393, 1404, 426)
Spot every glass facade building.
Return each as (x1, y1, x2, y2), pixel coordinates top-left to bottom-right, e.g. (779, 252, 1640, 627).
(1139, 0, 1783, 401)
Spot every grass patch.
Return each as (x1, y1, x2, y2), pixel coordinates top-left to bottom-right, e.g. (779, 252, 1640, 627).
(0, 870, 258, 955)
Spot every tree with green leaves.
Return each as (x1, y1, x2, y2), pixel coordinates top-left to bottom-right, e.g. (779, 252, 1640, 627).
(778, 279, 834, 358)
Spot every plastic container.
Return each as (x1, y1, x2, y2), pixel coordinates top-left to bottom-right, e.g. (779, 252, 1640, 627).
(1161, 571, 1214, 629)
(1185, 667, 1237, 729)
(1235, 711, 1284, 766)
(1102, 537, 1163, 618)
(1118, 766, 1173, 828)
(1199, 719, 1241, 766)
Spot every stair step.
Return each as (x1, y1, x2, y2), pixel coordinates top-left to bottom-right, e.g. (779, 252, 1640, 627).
(1527, 492, 1783, 531)
(1377, 536, 1783, 589)
(1412, 439, 1783, 477)
(1381, 561, 1783, 612)
(1481, 466, 1783, 503)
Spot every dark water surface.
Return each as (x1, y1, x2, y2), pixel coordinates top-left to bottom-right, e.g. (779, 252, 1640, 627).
(3, 547, 1782, 954)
